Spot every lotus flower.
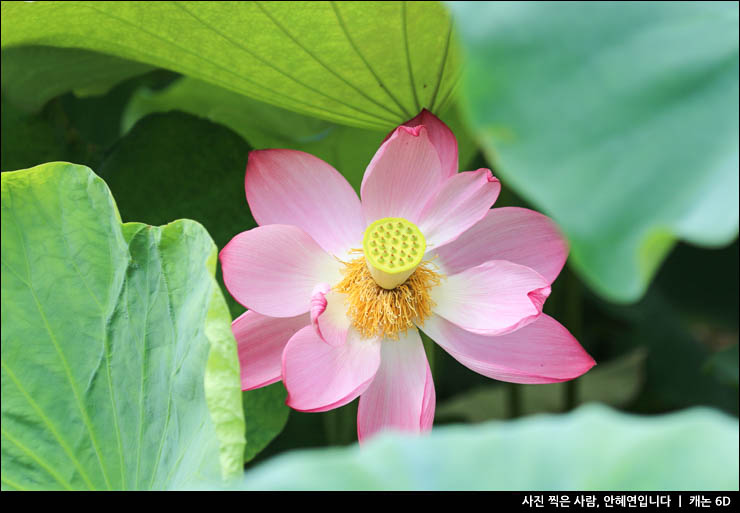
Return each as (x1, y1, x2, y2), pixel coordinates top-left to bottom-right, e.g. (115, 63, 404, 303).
(221, 110, 595, 442)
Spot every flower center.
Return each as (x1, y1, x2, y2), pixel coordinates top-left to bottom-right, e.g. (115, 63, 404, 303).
(335, 219, 439, 341)
(335, 255, 441, 340)
(362, 217, 426, 289)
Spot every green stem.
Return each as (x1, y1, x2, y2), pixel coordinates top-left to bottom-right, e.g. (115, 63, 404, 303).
(507, 383, 521, 419)
(322, 408, 338, 445)
(323, 401, 358, 446)
(563, 266, 583, 411)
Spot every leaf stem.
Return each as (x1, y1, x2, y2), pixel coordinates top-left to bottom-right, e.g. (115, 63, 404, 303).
(564, 266, 583, 411)
(507, 383, 521, 419)
(323, 401, 358, 446)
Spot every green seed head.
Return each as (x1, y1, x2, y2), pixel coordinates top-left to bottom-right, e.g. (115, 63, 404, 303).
(363, 217, 425, 275)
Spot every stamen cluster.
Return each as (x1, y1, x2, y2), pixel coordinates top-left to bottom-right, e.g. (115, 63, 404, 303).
(335, 252, 442, 340)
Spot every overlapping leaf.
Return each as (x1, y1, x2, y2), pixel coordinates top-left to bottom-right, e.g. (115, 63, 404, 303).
(97, 111, 292, 456)
(450, 1, 739, 302)
(1, 163, 245, 490)
(235, 404, 739, 490)
(1, 1, 460, 130)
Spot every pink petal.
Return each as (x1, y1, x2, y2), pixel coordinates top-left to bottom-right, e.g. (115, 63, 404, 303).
(220, 224, 341, 317)
(357, 329, 435, 442)
(387, 109, 458, 178)
(282, 326, 381, 412)
(361, 125, 443, 225)
(309, 282, 331, 327)
(421, 314, 596, 384)
(434, 207, 569, 283)
(246, 149, 365, 258)
(233, 310, 310, 391)
(431, 260, 551, 336)
(310, 284, 351, 347)
(418, 168, 501, 249)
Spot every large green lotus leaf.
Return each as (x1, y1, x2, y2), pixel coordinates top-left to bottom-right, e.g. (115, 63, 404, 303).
(437, 349, 647, 423)
(234, 405, 738, 490)
(1, 163, 244, 490)
(1, 46, 154, 113)
(1, 1, 460, 130)
(97, 111, 291, 456)
(449, 2, 739, 302)
(121, 77, 478, 192)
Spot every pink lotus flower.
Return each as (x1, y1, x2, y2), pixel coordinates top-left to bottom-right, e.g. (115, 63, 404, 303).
(221, 110, 595, 442)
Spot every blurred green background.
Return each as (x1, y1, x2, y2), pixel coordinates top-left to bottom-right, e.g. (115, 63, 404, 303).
(1, 1, 737, 490)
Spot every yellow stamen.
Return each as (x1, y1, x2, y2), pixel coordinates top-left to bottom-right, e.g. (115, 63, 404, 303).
(335, 251, 441, 340)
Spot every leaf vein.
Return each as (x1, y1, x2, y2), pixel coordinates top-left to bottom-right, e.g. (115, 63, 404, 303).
(5, 186, 112, 489)
(402, 1, 421, 113)
(1, 427, 75, 490)
(430, 18, 454, 112)
(330, 1, 413, 118)
(80, 3, 391, 129)
(0, 360, 96, 490)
